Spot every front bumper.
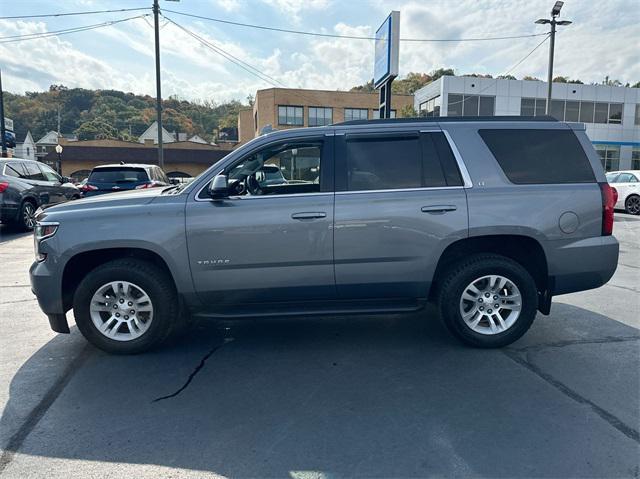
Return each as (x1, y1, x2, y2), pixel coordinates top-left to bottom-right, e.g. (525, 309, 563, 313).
(30, 259, 70, 333)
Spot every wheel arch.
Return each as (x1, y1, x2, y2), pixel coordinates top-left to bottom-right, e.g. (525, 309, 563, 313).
(61, 247, 177, 312)
(430, 234, 549, 310)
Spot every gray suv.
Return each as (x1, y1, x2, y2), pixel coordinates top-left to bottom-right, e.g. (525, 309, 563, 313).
(30, 117, 619, 354)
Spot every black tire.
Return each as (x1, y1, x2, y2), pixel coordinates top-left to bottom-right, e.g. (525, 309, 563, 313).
(436, 254, 538, 348)
(73, 258, 178, 354)
(624, 194, 640, 215)
(18, 200, 37, 231)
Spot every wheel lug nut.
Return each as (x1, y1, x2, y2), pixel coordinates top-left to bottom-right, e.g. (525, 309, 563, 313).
(478, 298, 483, 303)
(115, 313, 120, 317)
(479, 306, 484, 311)
(494, 304, 499, 308)
(488, 309, 493, 314)
(493, 295, 498, 300)
(130, 310, 135, 314)
(485, 293, 490, 298)
(119, 299, 124, 304)
(113, 305, 118, 309)
(128, 302, 133, 306)
(124, 315, 129, 320)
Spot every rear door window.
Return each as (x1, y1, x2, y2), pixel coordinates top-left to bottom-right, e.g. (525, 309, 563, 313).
(89, 167, 149, 183)
(345, 134, 421, 191)
(23, 162, 47, 181)
(479, 129, 596, 184)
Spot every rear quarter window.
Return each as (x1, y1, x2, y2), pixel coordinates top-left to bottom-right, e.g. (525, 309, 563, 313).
(479, 129, 596, 184)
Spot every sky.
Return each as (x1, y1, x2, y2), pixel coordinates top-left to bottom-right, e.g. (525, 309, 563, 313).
(1, 0, 639, 104)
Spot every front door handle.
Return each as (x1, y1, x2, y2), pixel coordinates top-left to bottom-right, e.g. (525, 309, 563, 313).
(291, 212, 327, 220)
(421, 205, 457, 214)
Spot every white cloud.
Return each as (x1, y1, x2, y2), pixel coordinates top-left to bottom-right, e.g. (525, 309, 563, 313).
(260, 0, 332, 23)
(214, 0, 242, 12)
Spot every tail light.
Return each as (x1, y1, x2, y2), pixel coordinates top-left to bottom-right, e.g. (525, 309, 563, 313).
(135, 181, 158, 189)
(611, 186, 619, 204)
(599, 182, 615, 236)
(81, 184, 98, 192)
(0, 181, 9, 193)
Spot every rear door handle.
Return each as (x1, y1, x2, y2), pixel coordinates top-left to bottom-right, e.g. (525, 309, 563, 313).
(291, 212, 327, 220)
(421, 205, 457, 214)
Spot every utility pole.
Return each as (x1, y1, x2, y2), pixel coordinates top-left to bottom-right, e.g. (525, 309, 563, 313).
(535, 1, 572, 115)
(153, 0, 164, 168)
(0, 69, 6, 158)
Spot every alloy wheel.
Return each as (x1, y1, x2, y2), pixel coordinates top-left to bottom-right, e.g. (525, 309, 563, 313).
(626, 196, 640, 215)
(23, 203, 36, 229)
(459, 275, 522, 335)
(89, 281, 154, 341)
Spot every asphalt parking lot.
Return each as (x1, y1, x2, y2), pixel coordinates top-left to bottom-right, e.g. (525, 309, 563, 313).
(0, 215, 639, 478)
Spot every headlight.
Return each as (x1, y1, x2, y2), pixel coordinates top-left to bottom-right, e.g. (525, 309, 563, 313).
(34, 222, 59, 262)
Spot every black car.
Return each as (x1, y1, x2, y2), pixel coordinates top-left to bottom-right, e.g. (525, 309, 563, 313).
(80, 164, 170, 197)
(0, 158, 81, 230)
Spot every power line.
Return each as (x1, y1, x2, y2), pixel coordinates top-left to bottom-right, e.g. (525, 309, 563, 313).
(0, 7, 149, 20)
(446, 33, 551, 108)
(0, 15, 150, 44)
(163, 16, 286, 88)
(162, 9, 549, 43)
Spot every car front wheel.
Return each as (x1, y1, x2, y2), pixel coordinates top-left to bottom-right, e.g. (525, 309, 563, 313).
(437, 254, 538, 348)
(73, 259, 177, 354)
(19, 201, 37, 231)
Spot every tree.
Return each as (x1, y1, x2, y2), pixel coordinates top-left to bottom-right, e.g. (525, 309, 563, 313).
(553, 76, 569, 83)
(498, 74, 517, 80)
(75, 119, 119, 140)
(522, 76, 542, 81)
(350, 80, 375, 93)
(398, 105, 417, 118)
(632, 81, 640, 88)
(392, 72, 432, 95)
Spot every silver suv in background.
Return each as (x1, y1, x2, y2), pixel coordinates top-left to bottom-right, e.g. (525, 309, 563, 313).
(30, 116, 619, 354)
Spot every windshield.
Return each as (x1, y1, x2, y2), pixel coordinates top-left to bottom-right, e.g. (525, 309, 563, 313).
(89, 167, 149, 183)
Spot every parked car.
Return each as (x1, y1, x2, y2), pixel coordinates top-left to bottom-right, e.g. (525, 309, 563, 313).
(30, 116, 619, 354)
(80, 163, 170, 196)
(0, 158, 80, 230)
(606, 170, 640, 215)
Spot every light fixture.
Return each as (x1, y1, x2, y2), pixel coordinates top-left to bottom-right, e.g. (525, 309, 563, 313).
(55, 144, 63, 154)
(551, 1, 564, 17)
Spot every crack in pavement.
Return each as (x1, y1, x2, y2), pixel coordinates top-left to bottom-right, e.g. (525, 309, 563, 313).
(1, 298, 36, 305)
(502, 348, 640, 444)
(152, 338, 233, 403)
(507, 336, 640, 353)
(0, 344, 93, 475)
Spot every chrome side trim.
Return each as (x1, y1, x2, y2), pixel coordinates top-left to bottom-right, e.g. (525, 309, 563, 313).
(195, 191, 332, 202)
(442, 129, 473, 188)
(336, 186, 464, 195)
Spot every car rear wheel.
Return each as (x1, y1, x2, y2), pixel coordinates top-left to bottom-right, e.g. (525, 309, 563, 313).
(437, 254, 538, 348)
(624, 195, 640, 215)
(19, 201, 37, 231)
(73, 259, 177, 354)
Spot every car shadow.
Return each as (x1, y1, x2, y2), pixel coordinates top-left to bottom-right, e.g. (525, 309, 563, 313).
(1, 304, 639, 477)
(0, 224, 30, 244)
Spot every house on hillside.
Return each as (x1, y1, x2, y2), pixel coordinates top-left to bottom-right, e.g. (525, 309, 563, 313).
(138, 121, 175, 144)
(36, 131, 78, 168)
(14, 131, 36, 161)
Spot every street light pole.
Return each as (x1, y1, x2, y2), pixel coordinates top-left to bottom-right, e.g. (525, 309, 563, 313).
(0, 69, 7, 158)
(153, 0, 164, 169)
(536, 1, 572, 115)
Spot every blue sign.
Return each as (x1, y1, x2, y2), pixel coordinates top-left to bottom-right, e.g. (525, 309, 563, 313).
(373, 11, 399, 87)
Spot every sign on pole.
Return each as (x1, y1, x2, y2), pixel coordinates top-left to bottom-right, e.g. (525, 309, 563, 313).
(374, 11, 400, 88)
(374, 11, 400, 119)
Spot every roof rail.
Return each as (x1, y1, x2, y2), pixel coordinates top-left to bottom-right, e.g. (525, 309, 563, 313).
(333, 115, 558, 126)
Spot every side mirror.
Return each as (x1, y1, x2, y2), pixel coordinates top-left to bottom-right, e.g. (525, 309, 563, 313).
(208, 174, 228, 199)
(169, 177, 180, 185)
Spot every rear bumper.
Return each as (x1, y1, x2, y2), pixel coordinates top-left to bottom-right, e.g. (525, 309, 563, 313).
(30, 259, 70, 333)
(549, 235, 619, 295)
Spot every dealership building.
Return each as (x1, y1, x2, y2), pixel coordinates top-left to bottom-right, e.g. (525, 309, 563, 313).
(415, 76, 640, 171)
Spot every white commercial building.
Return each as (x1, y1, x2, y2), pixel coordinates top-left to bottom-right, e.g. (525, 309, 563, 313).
(414, 76, 640, 171)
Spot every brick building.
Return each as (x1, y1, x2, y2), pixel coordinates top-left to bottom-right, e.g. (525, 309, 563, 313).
(238, 88, 414, 143)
